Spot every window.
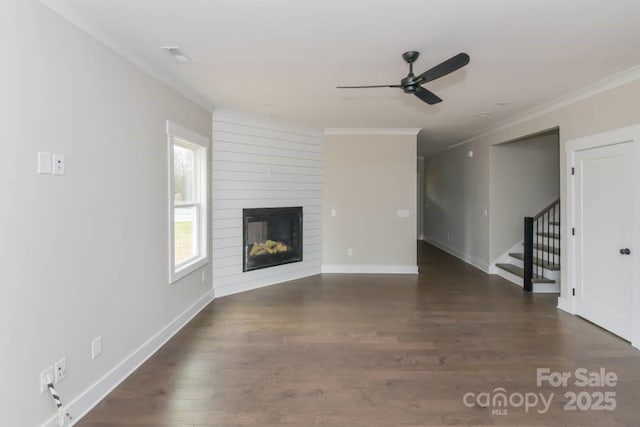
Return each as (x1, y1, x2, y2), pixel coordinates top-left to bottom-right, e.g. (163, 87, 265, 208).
(167, 121, 209, 283)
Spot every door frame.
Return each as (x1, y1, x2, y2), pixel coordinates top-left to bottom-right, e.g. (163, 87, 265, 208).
(417, 156, 424, 240)
(564, 124, 640, 349)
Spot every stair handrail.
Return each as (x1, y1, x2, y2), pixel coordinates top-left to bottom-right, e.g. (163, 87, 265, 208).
(533, 198, 560, 220)
(524, 198, 560, 292)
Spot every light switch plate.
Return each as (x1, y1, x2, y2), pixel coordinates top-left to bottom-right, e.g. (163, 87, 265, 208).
(37, 151, 52, 174)
(397, 209, 410, 218)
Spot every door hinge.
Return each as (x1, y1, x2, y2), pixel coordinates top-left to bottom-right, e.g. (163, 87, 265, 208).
(571, 167, 575, 175)
(572, 288, 576, 296)
(572, 227, 575, 236)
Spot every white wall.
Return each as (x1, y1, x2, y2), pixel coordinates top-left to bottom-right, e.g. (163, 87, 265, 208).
(489, 132, 560, 261)
(423, 77, 640, 298)
(1, 2, 212, 426)
(323, 132, 418, 272)
(211, 109, 323, 297)
(424, 144, 490, 271)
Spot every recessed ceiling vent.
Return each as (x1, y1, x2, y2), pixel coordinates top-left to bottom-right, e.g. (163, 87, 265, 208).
(162, 46, 191, 63)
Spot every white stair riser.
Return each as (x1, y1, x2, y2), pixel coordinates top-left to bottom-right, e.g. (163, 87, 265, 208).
(510, 258, 560, 282)
(494, 268, 560, 293)
(507, 257, 560, 281)
(536, 224, 560, 233)
(535, 239, 560, 246)
(533, 282, 561, 293)
(533, 248, 560, 260)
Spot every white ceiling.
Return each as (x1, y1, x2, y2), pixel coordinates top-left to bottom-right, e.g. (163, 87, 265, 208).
(44, 0, 640, 156)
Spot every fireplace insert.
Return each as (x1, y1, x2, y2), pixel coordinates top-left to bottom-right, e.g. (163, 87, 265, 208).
(243, 207, 303, 272)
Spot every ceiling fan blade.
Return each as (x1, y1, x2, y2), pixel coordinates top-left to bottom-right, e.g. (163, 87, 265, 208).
(336, 84, 402, 89)
(416, 53, 470, 84)
(414, 87, 442, 105)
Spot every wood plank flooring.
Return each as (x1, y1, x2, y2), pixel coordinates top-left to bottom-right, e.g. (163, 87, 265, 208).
(79, 242, 640, 426)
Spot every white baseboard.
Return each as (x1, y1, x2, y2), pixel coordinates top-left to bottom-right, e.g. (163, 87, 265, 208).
(215, 267, 321, 298)
(493, 266, 560, 293)
(423, 237, 489, 273)
(41, 290, 215, 427)
(321, 264, 419, 274)
(557, 297, 575, 314)
(494, 267, 524, 288)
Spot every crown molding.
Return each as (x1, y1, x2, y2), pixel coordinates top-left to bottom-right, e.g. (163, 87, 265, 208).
(40, 0, 216, 113)
(439, 63, 640, 154)
(324, 128, 421, 136)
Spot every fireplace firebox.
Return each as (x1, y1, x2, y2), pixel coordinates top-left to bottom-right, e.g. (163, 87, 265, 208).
(243, 207, 303, 272)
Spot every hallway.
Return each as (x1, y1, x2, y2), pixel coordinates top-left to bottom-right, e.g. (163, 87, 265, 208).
(80, 243, 640, 426)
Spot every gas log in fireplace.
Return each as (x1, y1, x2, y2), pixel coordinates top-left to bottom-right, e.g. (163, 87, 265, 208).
(243, 207, 302, 272)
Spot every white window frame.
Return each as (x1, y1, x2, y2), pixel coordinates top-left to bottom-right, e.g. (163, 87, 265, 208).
(167, 121, 209, 284)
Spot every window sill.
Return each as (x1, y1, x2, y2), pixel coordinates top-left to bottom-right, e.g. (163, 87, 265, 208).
(170, 256, 210, 284)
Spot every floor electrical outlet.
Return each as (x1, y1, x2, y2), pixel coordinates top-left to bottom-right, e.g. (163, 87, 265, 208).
(41, 367, 53, 393)
(54, 358, 67, 383)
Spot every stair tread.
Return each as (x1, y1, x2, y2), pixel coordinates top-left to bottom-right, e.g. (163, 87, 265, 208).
(537, 232, 560, 239)
(495, 263, 556, 283)
(508, 253, 560, 270)
(533, 243, 560, 255)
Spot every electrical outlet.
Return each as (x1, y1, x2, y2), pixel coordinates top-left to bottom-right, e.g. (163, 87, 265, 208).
(347, 248, 353, 256)
(52, 154, 65, 175)
(41, 366, 54, 393)
(91, 337, 102, 359)
(54, 358, 67, 383)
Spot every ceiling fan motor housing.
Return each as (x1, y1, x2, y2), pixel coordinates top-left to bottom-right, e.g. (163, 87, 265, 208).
(401, 75, 418, 93)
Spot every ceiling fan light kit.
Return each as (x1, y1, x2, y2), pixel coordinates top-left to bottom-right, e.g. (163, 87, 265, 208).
(337, 51, 470, 105)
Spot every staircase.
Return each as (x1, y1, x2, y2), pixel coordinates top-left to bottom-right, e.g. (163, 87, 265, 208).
(495, 199, 560, 293)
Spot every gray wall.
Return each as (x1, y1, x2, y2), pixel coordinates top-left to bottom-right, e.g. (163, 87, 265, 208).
(1, 2, 212, 425)
(423, 78, 640, 300)
(323, 133, 417, 269)
(424, 144, 490, 270)
(489, 132, 560, 260)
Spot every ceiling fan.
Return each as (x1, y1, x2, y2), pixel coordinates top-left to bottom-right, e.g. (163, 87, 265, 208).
(337, 51, 470, 105)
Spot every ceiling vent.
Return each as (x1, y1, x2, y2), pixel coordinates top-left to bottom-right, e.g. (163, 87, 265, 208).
(162, 46, 191, 63)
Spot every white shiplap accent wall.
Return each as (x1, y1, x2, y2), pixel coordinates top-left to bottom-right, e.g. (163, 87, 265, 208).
(212, 110, 323, 297)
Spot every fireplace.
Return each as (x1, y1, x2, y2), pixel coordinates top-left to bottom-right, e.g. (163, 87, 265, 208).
(243, 207, 303, 272)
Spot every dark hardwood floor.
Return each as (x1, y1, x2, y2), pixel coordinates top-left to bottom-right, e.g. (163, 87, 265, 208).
(79, 242, 640, 426)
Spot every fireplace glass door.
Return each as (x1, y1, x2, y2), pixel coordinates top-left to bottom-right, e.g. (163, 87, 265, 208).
(243, 207, 302, 272)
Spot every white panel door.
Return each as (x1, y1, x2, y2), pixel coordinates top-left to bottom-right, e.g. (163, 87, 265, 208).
(575, 142, 633, 340)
